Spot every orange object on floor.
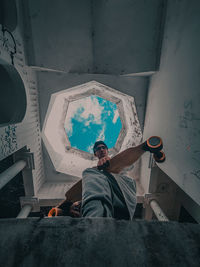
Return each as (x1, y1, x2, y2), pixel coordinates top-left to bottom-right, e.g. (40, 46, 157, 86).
(48, 207, 60, 217)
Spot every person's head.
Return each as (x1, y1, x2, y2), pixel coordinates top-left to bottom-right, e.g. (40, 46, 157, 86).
(93, 141, 108, 159)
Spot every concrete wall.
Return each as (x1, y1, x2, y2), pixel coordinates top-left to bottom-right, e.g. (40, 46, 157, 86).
(147, 166, 182, 221)
(23, 0, 93, 73)
(1, 218, 200, 267)
(0, 0, 45, 195)
(178, 186, 200, 224)
(22, 0, 166, 75)
(93, 0, 166, 74)
(41, 143, 80, 182)
(142, 0, 200, 205)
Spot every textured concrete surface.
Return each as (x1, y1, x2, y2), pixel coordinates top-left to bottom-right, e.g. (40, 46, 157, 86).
(0, 218, 200, 267)
(142, 0, 200, 206)
(93, 0, 166, 74)
(24, 0, 93, 72)
(21, 0, 165, 74)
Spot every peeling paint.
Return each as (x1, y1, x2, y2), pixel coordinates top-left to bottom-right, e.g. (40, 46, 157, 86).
(0, 125, 18, 157)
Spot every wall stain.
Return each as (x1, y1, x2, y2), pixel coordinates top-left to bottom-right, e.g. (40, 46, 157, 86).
(179, 100, 200, 129)
(191, 170, 200, 180)
(0, 125, 18, 157)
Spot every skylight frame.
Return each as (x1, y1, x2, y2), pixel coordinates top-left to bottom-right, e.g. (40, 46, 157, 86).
(61, 89, 126, 159)
(42, 81, 142, 178)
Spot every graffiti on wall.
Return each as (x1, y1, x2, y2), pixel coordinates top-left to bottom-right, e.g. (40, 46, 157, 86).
(0, 125, 18, 157)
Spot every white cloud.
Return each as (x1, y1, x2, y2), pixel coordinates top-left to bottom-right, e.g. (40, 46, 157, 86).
(85, 120, 90, 126)
(65, 118, 73, 137)
(112, 109, 119, 124)
(64, 96, 104, 136)
(87, 142, 94, 153)
(80, 96, 103, 124)
(96, 124, 106, 141)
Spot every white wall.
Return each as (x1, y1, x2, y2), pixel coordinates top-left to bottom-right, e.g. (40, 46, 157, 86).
(0, 0, 45, 195)
(143, 0, 200, 205)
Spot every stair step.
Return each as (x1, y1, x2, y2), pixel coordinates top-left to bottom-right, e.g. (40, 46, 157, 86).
(0, 217, 199, 267)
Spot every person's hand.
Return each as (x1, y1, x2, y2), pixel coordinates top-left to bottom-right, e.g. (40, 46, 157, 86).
(97, 156, 111, 169)
(69, 201, 81, 217)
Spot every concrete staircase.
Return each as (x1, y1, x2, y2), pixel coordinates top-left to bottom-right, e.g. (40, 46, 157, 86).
(0, 217, 200, 267)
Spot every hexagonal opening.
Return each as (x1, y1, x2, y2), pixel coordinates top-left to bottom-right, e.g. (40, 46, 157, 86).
(64, 95, 122, 153)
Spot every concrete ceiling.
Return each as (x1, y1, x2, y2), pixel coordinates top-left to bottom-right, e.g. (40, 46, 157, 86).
(20, 0, 166, 75)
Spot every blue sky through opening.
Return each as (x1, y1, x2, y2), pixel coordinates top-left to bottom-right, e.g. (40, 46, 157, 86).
(64, 95, 122, 153)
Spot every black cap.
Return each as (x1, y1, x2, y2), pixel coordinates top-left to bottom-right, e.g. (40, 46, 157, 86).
(93, 141, 108, 153)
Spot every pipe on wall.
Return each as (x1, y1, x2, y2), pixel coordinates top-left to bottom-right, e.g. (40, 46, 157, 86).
(150, 199, 169, 221)
(0, 160, 26, 190)
(16, 204, 32, 218)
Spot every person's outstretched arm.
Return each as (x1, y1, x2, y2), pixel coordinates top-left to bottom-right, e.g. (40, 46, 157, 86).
(66, 142, 147, 200)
